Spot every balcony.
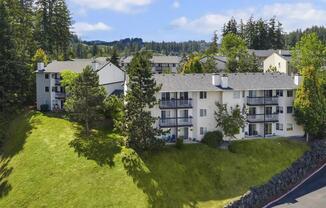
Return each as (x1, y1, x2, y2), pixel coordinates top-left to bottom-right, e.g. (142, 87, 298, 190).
(55, 92, 66, 99)
(159, 99, 192, 109)
(55, 79, 61, 85)
(247, 113, 279, 123)
(247, 96, 278, 106)
(159, 117, 193, 128)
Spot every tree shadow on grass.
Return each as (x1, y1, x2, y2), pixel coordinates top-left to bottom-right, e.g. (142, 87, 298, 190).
(69, 125, 123, 167)
(121, 146, 244, 208)
(0, 111, 37, 198)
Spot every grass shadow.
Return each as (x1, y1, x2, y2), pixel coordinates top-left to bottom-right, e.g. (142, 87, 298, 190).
(0, 111, 37, 198)
(69, 125, 123, 167)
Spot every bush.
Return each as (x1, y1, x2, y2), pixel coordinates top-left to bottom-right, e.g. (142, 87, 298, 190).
(40, 104, 49, 112)
(176, 137, 184, 149)
(201, 130, 223, 148)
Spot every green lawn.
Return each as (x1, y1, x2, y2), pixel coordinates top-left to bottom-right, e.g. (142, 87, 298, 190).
(0, 112, 309, 208)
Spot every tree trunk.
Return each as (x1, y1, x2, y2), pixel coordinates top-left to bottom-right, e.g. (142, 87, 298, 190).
(306, 132, 309, 143)
(85, 117, 89, 136)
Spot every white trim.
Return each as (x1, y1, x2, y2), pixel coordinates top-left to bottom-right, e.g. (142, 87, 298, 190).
(263, 162, 326, 208)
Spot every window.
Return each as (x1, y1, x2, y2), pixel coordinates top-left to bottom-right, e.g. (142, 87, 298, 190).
(180, 92, 188, 100)
(52, 87, 58, 92)
(233, 91, 240, 99)
(276, 106, 284, 114)
(242, 91, 245, 98)
(287, 90, 293, 97)
(249, 90, 256, 97)
(173, 64, 176, 67)
(276, 123, 283, 131)
(200, 127, 207, 135)
(161, 92, 170, 100)
(276, 90, 283, 97)
(45, 87, 49, 92)
(249, 107, 256, 115)
(200, 109, 207, 117)
(264, 90, 273, 97)
(278, 62, 281, 68)
(200, 91, 207, 99)
(45, 74, 49, 79)
(287, 106, 293, 114)
(287, 123, 293, 131)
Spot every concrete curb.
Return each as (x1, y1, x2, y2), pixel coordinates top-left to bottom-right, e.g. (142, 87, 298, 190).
(262, 162, 326, 208)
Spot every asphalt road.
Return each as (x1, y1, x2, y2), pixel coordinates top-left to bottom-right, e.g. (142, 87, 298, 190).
(267, 165, 326, 208)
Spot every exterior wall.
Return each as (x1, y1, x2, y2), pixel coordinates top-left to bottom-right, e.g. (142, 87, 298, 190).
(36, 72, 52, 110)
(263, 53, 288, 74)
(36, 63, 126, 111)
(192, 91, 222, 140)
(149, 87, 305, 142)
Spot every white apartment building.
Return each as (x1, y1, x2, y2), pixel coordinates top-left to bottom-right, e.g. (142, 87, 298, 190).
(263, 52, 296, 75)
(36, 58, 125, 111)
(121, 55, 181, 73)
(147, 73, 304, 142)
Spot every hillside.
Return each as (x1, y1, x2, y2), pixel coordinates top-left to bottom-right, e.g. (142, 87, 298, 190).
(0, 112, 308, 208)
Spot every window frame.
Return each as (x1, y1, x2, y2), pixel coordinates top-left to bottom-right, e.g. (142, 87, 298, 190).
(199, 91, 207, 99)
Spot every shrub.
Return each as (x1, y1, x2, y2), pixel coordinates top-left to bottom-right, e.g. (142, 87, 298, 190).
(40, 104, 49, 112)
(176, 137, 184, 149)
(201, 130, 223, 148)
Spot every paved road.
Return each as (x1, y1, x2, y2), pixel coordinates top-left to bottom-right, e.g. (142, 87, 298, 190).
(267, 165, 326, 208)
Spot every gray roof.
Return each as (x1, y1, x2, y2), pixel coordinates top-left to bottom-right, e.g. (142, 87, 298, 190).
(121, 55, 181, 64)
(154, 73, 297, 92)
(44, 57, 108, 73)
(249, 49, 291, 58)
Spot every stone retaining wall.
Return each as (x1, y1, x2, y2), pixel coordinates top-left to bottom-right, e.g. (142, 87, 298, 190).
(225, 140, 326, 208)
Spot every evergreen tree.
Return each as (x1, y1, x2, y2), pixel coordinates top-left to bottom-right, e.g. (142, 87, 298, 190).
(0, 1, 31, 112)
(207, 31, 219, 54)
(110, 48, 120, 67)
(64, 66, 107, 135)
(122, 51, 164, 152)
(222, 17, 238, 36)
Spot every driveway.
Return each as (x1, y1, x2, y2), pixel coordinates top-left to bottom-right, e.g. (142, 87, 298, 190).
(267, 165, 326, 208)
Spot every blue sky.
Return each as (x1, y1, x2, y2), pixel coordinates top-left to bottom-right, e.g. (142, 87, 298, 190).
(67, 0, 326, 42)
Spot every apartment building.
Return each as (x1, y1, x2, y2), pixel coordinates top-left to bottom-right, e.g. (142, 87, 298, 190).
(147, 73, 304, 142)
(36, 58, 125, 111)
(249, 49, 290, 68)
(263, 52, 296, 75)
(121, 55, 181, 73)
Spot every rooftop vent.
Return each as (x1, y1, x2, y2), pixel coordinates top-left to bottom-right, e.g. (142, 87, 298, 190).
(221, 74, 229, 89)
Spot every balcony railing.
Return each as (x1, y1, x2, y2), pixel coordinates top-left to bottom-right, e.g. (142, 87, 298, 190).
(159, 117, 193, 127)
(159, 99, 192, 109)
(55, 79, 61, 85)
(247, 96, 278, 105)
(247, 113, 279, 123)
(55, 92, 66, 99)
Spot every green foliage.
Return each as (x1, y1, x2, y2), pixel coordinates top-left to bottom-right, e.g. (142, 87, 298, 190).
(222, 16, 284, 50)
(175, 137, 184, 149)
(220, 34, 260, 72)
(0, 1, 32, 113)
(60, 70, 78, 88)
(109, 48, 120, 67)
(215, 103, 246, 139)
(64, 66, 107, 135)
(291, 33, 326, 71)
(101, 95, 124, 130)
(206, 31, 219, 54)
(292, 33, 326, 139)
(285, 26, 326, 48)
(201, 130, 224, 148)
(266, 65, 278, 72)
(32, 48, 49, 66)
(122, 51, 164, 152)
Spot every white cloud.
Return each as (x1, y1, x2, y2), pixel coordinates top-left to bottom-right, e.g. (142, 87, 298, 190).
(170, 2, 326, 34)
(71, 0, 152, 13)
(72, 22, 112, 36)
(172, 1, 180, 9)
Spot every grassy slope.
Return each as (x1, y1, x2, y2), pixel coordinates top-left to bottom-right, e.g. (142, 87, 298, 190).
(0, 112, 309, 208)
